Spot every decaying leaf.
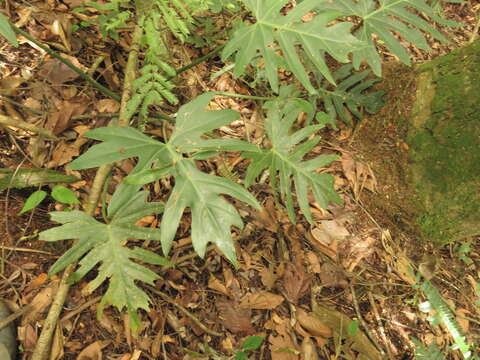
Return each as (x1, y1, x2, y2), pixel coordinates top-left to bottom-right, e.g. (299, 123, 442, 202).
(76, 340, 110, 360)
(282, 263, 312, 303)
(216, 299, 254, 334)
(312, 301, 382, 360)
(240, 291, 284, 310)
(297, 309, 332, 338)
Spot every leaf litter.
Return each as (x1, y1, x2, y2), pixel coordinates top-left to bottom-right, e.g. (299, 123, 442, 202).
(0, 1, 479, 359)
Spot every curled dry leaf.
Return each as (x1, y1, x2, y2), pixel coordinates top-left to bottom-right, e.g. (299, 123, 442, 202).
(216, 299, 254, 334)
(282, 263, 312, 303)
(297, 309, 332, 338)
(76, 340, 110, 360)
(240, 291, 284, 310)
(259, 266, 278, 290)
(38, 56, 86, 85)
(22, 280, 59, 324)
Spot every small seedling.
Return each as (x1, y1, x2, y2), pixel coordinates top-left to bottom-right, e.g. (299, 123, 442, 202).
(234, 336, 264, 360)
(19, 186, 80, 214)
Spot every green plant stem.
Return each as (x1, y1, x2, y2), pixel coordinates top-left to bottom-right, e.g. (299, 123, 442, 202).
(11, 25, 121, 102)
(30, 22, 146, 360)
(215, 91, 272, 101)
(12, 24, 175, 123)
(171, 44, 225, 79)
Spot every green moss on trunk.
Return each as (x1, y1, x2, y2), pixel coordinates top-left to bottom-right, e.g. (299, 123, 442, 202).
(408, 40, 480, 243)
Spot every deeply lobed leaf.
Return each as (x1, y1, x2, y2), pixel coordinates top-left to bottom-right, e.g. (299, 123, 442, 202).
(68, 93, 260, 265)
(223, 0, 362, 93)
(39, 192, 169, 329)
(315, 0, 462, 75)
(244, 87, 342, 224)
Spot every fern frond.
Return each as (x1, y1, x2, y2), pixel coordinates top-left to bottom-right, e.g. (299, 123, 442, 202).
(420, 280, 472, 358)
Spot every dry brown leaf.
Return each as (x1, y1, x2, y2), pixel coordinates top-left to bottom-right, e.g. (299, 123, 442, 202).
(22, 280, 59, 324)
(268, 321, 299, 360)
(259, 266, 278, 290)
(96, 99, 120, 113)
(319, 263, 348, 288)
(240, 291, 284, 310)
(208, 275, 231, 297)
(76, 340, 110, 360)
(38, 56, 86, 85)
(216, 299, 254, 334)
(282, 263, 312, 303)
(297, 309, 332, 338)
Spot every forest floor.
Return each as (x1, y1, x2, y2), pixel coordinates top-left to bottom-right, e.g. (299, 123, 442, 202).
(0, 1, 479, 359)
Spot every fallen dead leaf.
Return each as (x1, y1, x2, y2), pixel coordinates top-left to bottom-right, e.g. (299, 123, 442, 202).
(208, 275, 231, 297)
(297, 309, 332, 338)
(22, 280, 59, 324)
(216, 299, 254, 334)
(282, 263, 312, 303)
(240, 291, 284, 310)
(76, 340, 110, 360)
(259, 266, 278, 290)
(38, 55, 86, 85)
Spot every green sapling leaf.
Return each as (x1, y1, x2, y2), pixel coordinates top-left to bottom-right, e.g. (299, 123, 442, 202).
(51, 186, 80, 205)
(0, 13, 18, 47)
(242, 335, 265, 351)
(19, 190, 47, 214)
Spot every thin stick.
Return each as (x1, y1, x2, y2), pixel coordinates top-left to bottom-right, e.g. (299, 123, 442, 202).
(60, 296, 102, 323)
(0, 304, 33, 330)
(367, 291, 395, 359)
(349, 283, 387, 358)
(145, 285, 222, 337)
(0, 246, 53, 256)
(0, 115, 58, 140)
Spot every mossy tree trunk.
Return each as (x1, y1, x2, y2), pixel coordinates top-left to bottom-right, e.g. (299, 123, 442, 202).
(357, 39, 480, 245)
(408, 39, 480, 244)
